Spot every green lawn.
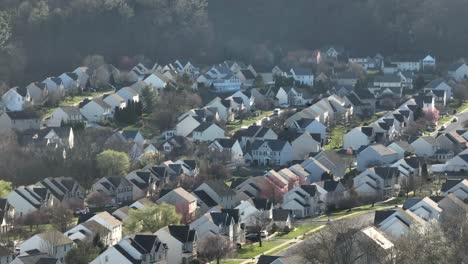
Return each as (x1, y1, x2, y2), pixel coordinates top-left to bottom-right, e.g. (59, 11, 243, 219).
(235, 241, 282, 259)
(59, 90, 112, 107)
(226, 111, 273, 135)
(324, 125, 345, 150)
(317, 204, 398, 220)
(275, 224, 322, 239)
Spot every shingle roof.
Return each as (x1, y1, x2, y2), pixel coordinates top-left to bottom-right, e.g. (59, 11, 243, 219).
(257, 255, 281, 264)
(167, 225, 196, 243)
(193, 190, 218, 207)
(300, 185, 317, 196)
(441, 179, 463, 192)
(252, 197, 272, 210)
(402, 198, 422, 210)
(373, 209, 397, 225)
(214, 138, 237, 148)
(205, 180, 236, 196)
(5, 111, 40, 120)
(272, 209, 290, 221)
(37, 230, 73, 246)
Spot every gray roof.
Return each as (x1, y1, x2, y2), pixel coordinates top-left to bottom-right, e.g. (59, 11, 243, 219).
(60, 106, 81, 116)
(374, 74, 401, 83)
(204, 180, 236, 196)
(272, 209, 290, 221)
(250, 139, 288, 152)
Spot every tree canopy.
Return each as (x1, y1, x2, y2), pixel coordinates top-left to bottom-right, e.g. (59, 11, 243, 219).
(124, 203, 181, 233)
(96, 149, 130, 177)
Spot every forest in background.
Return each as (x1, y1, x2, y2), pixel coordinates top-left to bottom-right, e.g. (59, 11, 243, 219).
(1, 0, 468, 86)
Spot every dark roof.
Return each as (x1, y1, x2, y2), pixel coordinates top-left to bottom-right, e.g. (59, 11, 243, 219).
(221, 208, 240, 223)
(232, 96, 244, 104)
(240, 69, 256, 80)
(204, 180, 236, 196)
(215, 138, 237, 148)
(252, 197, 272, 210)
(361, 126, 374, 137)
(114, 244, 141, 264)
(346, 93, 363, 106)
(374, 210, 397, 226)
(210, 212, 230, 226)
(193, 190, 218, 207)
(428, 195, 445, 203)
(374, 74, 401, 83)
(0, 245, 12, 257)
(374, 167, 399, 180)
(300, 185, 317, 196)
(5, 111, 40, 120)
(251, 139, 288, 152)
(14, 253, 59, 264)
(15, 87, 28, 97)
(272, 209, 290, 222)
(182, 160, 197, 170)
(168, 225, 196, 243)
(354, 89, 375, 99)
(133, 234, 159, 253)
(107, 176, 123, 188)
(322, 180, 340, 192)
(230, 178, 247, 189)
(448, 62, 465, 72)
(192, 122, 216, 133)
(257, 255, 281, 264)
(121, 130, 140, 140)
(404, 156, 420, 169)
(402, 198, 422, 210)
(441, 179, 463, 192)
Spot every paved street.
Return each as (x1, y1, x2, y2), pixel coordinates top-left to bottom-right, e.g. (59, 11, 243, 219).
(439, 107, 468, 133)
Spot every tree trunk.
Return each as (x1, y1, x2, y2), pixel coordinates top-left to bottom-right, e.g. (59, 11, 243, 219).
(217, 257, 220, 264)
(258, 232, 263, 247)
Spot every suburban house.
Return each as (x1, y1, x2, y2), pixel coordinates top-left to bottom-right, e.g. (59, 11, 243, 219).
(374, 208, 424, 237)
(157, 187, 198, 222)
(37, 177, 84, 204)
(314, 180, 346, 207)
(282, 185, 323, 218)
(244, 139, 294, 166)
(391, 156, 421, 178)
(0, 199, 14, 233)
(9, 253, 59, 264)
(90, 234, 168, 264)
(405, 197, 442, 221)
(0, 111, 41, 131)
(271, 209, 292, 230)
(448, 62, 468, 81)
(387, 141, 415, 159)
(7, 185, 53, 217)
(195, 180, 238, 209)
(289, 118, 327, 142)
(88, 212, 123, 245)
(421, 55, 436, 70)
(65, 220, 111, 246)
(441, 179, 468, 201)
(189, 211, 236, 242)
(154, 225, 197, 264)
(1, 87, 32, 111)
(19, 230, 74, 264)
(205, 97, 234, 122)
(0, 245, 13, 264)
(116, 87, 140, 103)
(257, 255, 285, 264)
(436, 131, 468, 155)
(190, 122, 225, 142)
(48, 106, 83, 127)
(26, 82, 49, 106)
(353, 167, 400, 199)
(445, 152, 468, 172)
(103, 93, 126, 111)
(42, 77, 65, 98)
(58, 72, 80, 93)
(72, 66, 89, 89)
(289, 68, 314, 86)
(233, 125, 278, 148)
(344, 126, 374, 151)
(79, 98, 112, 122)
(313, 150, 347, 178)
(300, 158, 331, 183)
(90, 176, 133, 204)
(335, 71, 359, 86)
(357, 144, 399, 171)
(176, 115, 202, 137)
(120, 130, 145, 145)
(423, 79, 453, 100)
(143, 72, 170, 89)
(410, 136, 439, 158)
(288, 132, 322, 160)
(209, 138, 244, 163)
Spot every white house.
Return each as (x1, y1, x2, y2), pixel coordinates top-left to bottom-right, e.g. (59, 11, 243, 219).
(42, 77, 65, 98)
(0, 199, 14, 234)
(154, 225, 197, 264)
(116, 87, 140, 103)
(344, 127, 374, 151)
(387, 141, 415, 159)
(289, 68, 314, 86)
(421, 55, 436, 70)
(176, 115, 202, 137)
(441, 179, 468, 201)
(301, 158, 331, 183)
(205, 97, 233, 122)
(245, 139, 294, 166)
(357, 144, 399, 171)
(73, 67, 89, 89)
(234, 125, 278, 148)
(313, 150, 347, 179)
(19, 230, 74, 264)
(448, 62, 468, 81)
(58, 72, 80, 94)
(195, 180, 238, 209)
(48, 106, 83, 127)
(1, 87, 32, 111)
(289, 118, 327, 141)
(209, 138, 244, 163)
(406, 197, 442, 221)
(26, 82, 49, 106)
(65, 220, 111, 246)
(190, 123, 225, 142)
(143, 72, 169, 89)
(87, 212, 122, 245)
(353, 167, 400, 199)
(282, 185, 323, 218)
(423, 79, 453, 100)
(6, 186, 52, 217)
(80, 98, 112, 122)
(103, 93, 126, 111)
(410, 136, 439, 158)
(290, 132, 322, 160)
(374, 208, 424, 238)
(90, 234, 168, 264)
(0, 111, 41, 132)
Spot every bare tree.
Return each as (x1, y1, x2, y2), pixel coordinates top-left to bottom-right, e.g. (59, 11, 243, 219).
(47, 205, 75, 232)
(86, 191, 112, 208)
(197, 234, 235, 264)
(248, 211, 271, 247)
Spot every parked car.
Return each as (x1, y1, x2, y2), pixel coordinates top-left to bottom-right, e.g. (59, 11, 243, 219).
(452, 117, 458, 123)
(439, 126, 446, 131)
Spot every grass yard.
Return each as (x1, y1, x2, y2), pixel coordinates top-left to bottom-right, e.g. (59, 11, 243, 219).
(235, 241, 282, 259)
(324, 125, 345, 150)
(317, 203, 398, 220)
(226, 111, 273, 135)
(59, 90, 112, 107)
(275, 224, 323, 239)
